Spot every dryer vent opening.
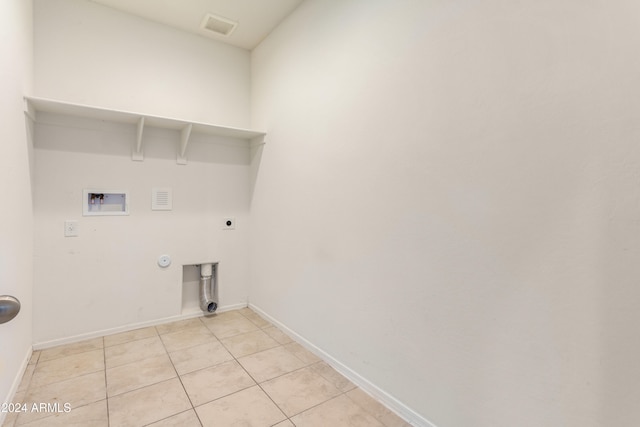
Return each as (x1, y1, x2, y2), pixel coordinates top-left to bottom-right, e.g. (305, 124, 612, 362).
(199, 263, 218, 314)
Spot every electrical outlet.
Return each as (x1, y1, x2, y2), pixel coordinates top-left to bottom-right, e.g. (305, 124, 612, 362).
(222, 217, 235, 230)
(64, 220, 79, 237)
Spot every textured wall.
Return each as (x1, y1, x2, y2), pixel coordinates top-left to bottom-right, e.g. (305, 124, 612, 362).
(32, 115, 253, 344)
(250, 0, 640, 425)
(34, 0, 251, 128)
(0, 0, 34, 418)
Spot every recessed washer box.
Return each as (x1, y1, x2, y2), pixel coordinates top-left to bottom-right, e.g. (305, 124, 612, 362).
(83, 189, 129, 216)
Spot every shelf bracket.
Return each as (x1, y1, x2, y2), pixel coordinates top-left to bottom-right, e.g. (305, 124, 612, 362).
(24, 98, 37, 122)
(250, 135, 266, 148)
(132, 117, 145, 161)
(177, 123, 192, 165)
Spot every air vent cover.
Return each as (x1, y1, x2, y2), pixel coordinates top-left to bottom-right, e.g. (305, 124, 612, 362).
(152, 187, 172, 211)
(200, 13, 237, 37)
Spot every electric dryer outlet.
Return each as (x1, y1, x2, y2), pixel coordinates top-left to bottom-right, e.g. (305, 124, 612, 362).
(223, 217, 235, 230)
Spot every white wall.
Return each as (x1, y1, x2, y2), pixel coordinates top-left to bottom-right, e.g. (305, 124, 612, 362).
(250, 1, 640, 426)
(33, 114, 252, 344)
(34, 0, 251, 128)
(32, 0, 254, 344)
(0, 0, 34, 418)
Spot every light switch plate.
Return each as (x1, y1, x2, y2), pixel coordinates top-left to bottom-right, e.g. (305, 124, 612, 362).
(64, 220, 79, 237)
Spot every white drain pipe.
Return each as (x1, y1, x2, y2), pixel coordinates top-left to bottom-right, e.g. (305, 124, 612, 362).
(199, 263, 218, 313)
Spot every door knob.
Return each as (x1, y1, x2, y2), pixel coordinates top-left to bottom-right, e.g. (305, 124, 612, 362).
(0, 295, 20, 325)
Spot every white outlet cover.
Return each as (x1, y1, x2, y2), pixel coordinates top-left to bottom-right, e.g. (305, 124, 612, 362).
(157, 255, 172, 268)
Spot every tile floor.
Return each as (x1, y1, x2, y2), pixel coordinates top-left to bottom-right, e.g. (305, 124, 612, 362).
(2, 308, 410, 427)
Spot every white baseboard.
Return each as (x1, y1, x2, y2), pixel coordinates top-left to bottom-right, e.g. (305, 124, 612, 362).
(0, 346, 33, 425)
(33, 302, 247, 350)
(248, 303, 437, 427)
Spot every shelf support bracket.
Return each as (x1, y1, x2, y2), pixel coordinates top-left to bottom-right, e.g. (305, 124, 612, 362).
(132, 117, 145, 161)
(250, 135, 266, 148)
(177, 123, 192, 165)
(24, 98, 37, 122)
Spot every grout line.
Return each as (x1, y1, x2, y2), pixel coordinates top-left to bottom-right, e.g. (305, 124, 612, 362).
(139, 409, 197, 427)
(237, 308, 394, 426)
(158, 324, 204, 427)
(20, 366, 105, 394)
(188, 383, 257, 411)
(102, 336, 110, 427)
(103, 329, 160, 349)
(220, 308, 291, 424)
(105, 371, 174, 399)
(19, 344, 109, 426)
(35, 343, 104, 365)
(103, 329, 177, 401)
(232, 308, 346, 426)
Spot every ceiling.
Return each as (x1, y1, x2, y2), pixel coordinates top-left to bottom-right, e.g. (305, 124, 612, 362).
(89, 0, 304, 50)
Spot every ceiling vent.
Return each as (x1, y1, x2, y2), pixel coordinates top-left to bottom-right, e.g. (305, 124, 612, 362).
(200, 13, 238, 37)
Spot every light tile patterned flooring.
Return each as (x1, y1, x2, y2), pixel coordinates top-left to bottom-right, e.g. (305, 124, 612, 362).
(3, 308, 410, 427)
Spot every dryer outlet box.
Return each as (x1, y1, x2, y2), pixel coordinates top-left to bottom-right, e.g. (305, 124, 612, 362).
(223, 217, 235, 230)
